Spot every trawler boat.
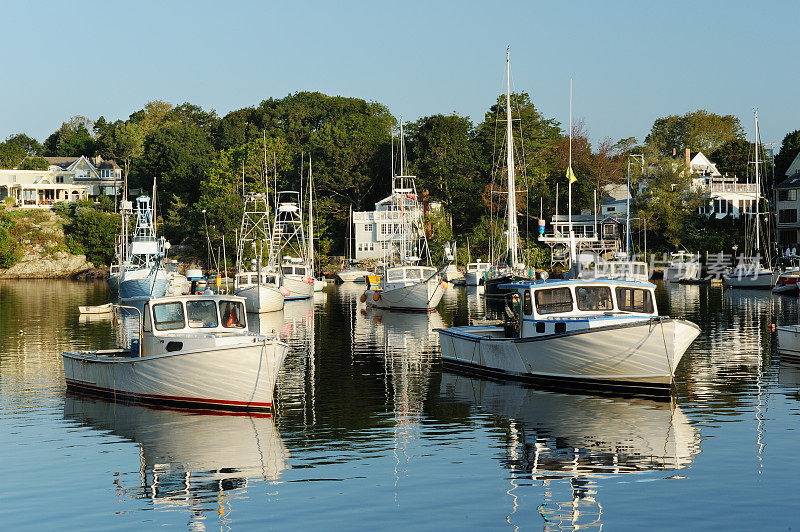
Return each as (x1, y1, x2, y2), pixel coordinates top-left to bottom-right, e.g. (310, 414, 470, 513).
(272, 193, 314, 300)
(364, 265, 447, 312)
(664, 252, 701, 282)
(61, 294, 289, 411)
(118, 196, 170, 299)
(234, 193, 285, 312)
(436, 279, 700, 395)
(235, 270, 286, 313)
(465, 262, 491, 286)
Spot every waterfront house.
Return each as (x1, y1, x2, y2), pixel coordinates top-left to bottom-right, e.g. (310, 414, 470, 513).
(44, 156, 122, 197)
(774, 153, 800, 248)
(0, 168, 91, 207)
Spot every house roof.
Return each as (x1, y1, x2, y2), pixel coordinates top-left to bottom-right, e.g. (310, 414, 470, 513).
(786, 151, 800, 177)
(775, 175, 800, 190)
(43, 156, 80, 167)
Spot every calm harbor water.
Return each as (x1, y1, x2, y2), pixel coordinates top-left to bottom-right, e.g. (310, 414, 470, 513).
(2, 279, 800, 530)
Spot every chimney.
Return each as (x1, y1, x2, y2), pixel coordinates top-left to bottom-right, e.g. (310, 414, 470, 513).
(685, 148, 691, 170)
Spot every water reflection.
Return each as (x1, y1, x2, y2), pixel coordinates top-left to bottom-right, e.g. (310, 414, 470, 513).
(439, 372, 700, 530)
(64, 394, 289, 519)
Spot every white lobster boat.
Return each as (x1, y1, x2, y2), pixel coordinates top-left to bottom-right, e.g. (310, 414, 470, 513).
(436, 279, 700, 395)
(234, 271, 286, 313)
(465, 262, 491, 286)
(364, 265, 447, 312)
(62, 294, 289, 412)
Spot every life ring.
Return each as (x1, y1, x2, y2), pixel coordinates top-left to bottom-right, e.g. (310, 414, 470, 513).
(360, 294, 367, 303)
(372, 292, 381, 301)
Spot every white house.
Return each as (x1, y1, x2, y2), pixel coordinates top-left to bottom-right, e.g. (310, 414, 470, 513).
(44, 155, 122, 197)
(774, 152, 800, 247)
(0, 169, 91, 207)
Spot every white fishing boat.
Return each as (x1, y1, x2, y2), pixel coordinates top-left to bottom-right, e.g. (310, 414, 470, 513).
(664, 251, 701, 282)
(271, 192, 314, 300)
(234, 193, 285, 313)
(118, 195, 170, 299)
(365, 265, 447, 311)
(465, 261, 491, 286)
(62, 294, 289, 411)
(361, 122, 448, 311)
(437, 279, 700, 395)
(723, 110, 776, 289)
(777, 325, 800, 361)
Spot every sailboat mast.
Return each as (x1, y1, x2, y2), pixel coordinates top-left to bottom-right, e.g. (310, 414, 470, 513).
(568, 78, 575, 268)
(505, 48, 518, 268)
(754, 110, 761, 254)
(308, 156, 314, 271)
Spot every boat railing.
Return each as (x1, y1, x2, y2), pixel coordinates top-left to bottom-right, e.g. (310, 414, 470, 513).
(114, 304, 143, 356)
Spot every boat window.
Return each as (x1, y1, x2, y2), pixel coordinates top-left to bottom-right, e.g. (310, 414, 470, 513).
(153, 302, 186, 331)
(523, 290, 533, 315)
(387, 269, 404, 281)
(143, 305, 152, 332)
(615, 287, 654, 313)
(219, 300, 246, 328)
(295, 266, 307, 276)
(187, 300, 218, 328)
(575, 286, 613, 311)
(534, 288, 573, 314)
(406, 268, 422, 280)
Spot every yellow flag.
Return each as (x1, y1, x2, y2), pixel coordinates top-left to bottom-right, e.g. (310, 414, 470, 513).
(566, 166, 577, 184)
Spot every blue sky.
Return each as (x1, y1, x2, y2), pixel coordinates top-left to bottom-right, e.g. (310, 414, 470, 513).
(2, 1, 797, 150)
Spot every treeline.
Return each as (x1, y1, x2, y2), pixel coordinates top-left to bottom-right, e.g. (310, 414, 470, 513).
(2, 92, 799, 262)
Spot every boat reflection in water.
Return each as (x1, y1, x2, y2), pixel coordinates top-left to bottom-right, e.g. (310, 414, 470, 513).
(64, 394, 289, 520)
(439, 372, 700, 530)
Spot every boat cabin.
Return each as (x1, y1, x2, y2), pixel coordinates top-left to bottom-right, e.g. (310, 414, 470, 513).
(138, 295, 251, 356)
(466, 262, 491, 274)
(281, 263, 310, 277)
(235, 271, 280, 287)
(384, 265, 437, 288)
(502, 279, 658, 338)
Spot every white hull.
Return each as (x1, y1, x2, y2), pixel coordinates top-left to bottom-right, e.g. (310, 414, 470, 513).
(438, 318, 700, 392)
(283, 275, 314, 300)
(664, 263, 701, 282)
(62, 339, 289, 411)
(465, 272, 484, 286)
(777, 325, 800, 360)
(336, 269, 370, 283)
(314, 278, 327, 292)
(119, 267, 170, 299)
(235, 284, 285, 313)
(366, 278, 446, 311)
(723, 269, 777, 289)
(443, 264, 464, 282)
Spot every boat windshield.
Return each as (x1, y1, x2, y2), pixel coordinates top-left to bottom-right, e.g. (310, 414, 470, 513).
(387, 269, 405, 281)
(534, 287, 574, 314)
(575, 286, 613, 311)
(187, 300, 218, 328)
(282, 266, 294, 276)
(615, 287, 654, 313)
(219, 300, 246, 328)
(153, 302, 185, 331)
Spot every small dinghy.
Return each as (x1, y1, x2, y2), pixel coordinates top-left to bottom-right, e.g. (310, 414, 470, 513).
(78, 303, 114, 314)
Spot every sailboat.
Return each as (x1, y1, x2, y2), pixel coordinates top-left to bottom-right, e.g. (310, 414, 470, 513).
(337, 204, 371, 282)
(306, 157, 327, 292)
(234, 192, 285, 313)
(484, 49, 532, 299)
(362, 122, 448, 311)
(723, 110, 777, 289)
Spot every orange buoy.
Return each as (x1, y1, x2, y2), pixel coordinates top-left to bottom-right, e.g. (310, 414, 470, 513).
(373, 292, 381, 301)
(360, 294, 367, 303)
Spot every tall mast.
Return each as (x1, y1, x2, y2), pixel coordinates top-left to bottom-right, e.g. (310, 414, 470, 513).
(568, 78, 575, 268)
(505, 47, 519, 268)
(307, 156, 314, 271)
(754, 110, 761, 254)
(348, 204, 353, 263)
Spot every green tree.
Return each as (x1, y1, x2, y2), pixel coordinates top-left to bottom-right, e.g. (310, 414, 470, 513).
(18, 156, 50, 170)
(775, 130, 800, 178)
(407, 113, 483, 234)
(103, 121, 144, 197)
(67, 206, 120, 265)
(43, 116, 97, 157)
(645, 110, 744, 156)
